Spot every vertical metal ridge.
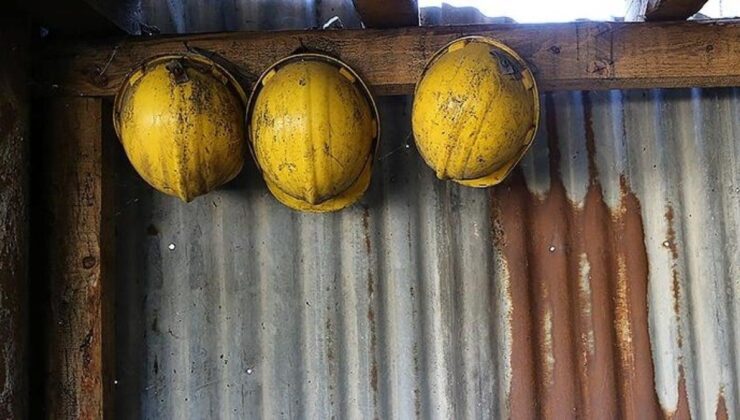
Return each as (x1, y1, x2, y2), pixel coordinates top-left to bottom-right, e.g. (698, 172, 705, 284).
(674, 88, 725, 419)
(698, 89, 739, 415)
(211, 196, 228, 416)
(554, 91, 589, 207)
(336, 207, 365, 419)
(723, 88, 740, 417)
(375, 96, 418, 419)
(619, 89, 682, 417)
(711, 88, 740, 406)
(447, 185, 465, 420)
(236, 176, 262, 420)
(371, 97, 394, 419)
(297, 214, 319, 418)
(490, 213, 513, 420)
(362, 177, 383, 420)
(457, 186, 498, 419)
(409, 140, 427, 420)
(416, 163, 455, 420)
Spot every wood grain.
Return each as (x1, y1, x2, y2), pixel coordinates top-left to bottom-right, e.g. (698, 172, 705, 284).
(0, 14, 29, 420)
(38, 20, 740, 97)
(41, 98, 114, 419)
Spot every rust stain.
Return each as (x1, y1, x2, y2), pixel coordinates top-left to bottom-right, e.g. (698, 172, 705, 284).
(491, 93, 661, 419)
(489, 185, 537, 420)
(664, 206, 683, 321)
(362, 207, 372, 257)
(413, 343, 421, 419)
(664, 366, 691, 420)
(362, 206, 379, 419)
(664, 206, 678, 260)
(715, 390, 728, 420)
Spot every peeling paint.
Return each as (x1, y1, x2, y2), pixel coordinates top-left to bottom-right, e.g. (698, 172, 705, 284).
(578, 254, 595, 359)
(542, 309, 555, 389)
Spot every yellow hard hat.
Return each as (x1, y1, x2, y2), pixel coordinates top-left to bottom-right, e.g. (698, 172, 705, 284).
(114, 54, 247, 202)
(247, 53, 379, 212)
(412, 37, 539, 187)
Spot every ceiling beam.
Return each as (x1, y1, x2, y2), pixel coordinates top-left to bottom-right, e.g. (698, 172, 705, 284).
(37, 19, 740, 97)
(352, 0, 419, 28)
(626, 0, 709, 21)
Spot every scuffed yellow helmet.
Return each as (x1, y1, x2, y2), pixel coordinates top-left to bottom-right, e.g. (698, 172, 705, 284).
(114, 54, 247, 202)
(412, 36, 539, 187)
(247, 53, 379, 212)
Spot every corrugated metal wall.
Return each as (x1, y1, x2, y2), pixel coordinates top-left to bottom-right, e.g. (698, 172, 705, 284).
(114, 2, 740, 419)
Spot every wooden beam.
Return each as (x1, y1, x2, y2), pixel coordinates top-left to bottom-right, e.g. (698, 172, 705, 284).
(38, 20, 740, 98)
(353, 0, 418, 28)
(0, 14, 29, 420)
(626, 0, 709, 21)
(39, 98, 114, 418)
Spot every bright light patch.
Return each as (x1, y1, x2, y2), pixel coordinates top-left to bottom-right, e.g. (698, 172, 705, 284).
(699, 0, 740, 17)
(418, 0, 739, 22)
(418, 0, 625, 22)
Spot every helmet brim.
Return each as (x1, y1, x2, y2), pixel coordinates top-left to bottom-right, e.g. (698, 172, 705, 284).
(264, 157, 373, 213)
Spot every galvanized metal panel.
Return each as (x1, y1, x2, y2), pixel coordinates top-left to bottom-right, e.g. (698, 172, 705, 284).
(117, 2, 739, 419)
(140, 0, 361, 33)
(114, 88, 739, 419)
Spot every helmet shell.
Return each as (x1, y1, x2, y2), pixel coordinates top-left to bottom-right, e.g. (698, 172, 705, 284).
(247, 54, 379, 212)
(114, 54, 247, 202)
(412, 37, 540, 187)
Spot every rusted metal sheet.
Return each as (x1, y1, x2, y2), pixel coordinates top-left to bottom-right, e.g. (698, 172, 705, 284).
(113, 88, 739, 419)
(495, 93, 661, 419)
(115, 2, 739, 419)
(0, 15, 29, 420)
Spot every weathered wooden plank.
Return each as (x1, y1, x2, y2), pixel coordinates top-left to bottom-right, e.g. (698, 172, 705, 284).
(40, 98, 114, 419)
(626, 0, 709, 21)
(0, 14, 29, 420)
(353, 0, 418, 28)
(39, 20, 740, 97)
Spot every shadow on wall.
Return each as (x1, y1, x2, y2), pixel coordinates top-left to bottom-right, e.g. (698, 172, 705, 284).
(140, 0, 363, 33)
(138, 0, 517, 34)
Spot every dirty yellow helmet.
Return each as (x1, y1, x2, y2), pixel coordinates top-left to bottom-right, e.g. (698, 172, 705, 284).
(412, 36, 539, 187)
(114, 54, 247, 202)
(247, 53, 379, 212)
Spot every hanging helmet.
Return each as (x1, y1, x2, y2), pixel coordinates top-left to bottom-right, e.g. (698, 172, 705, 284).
(114, 54, 247, 202)
(247, 53, 379, 212)
(412, 36, 540, 187)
